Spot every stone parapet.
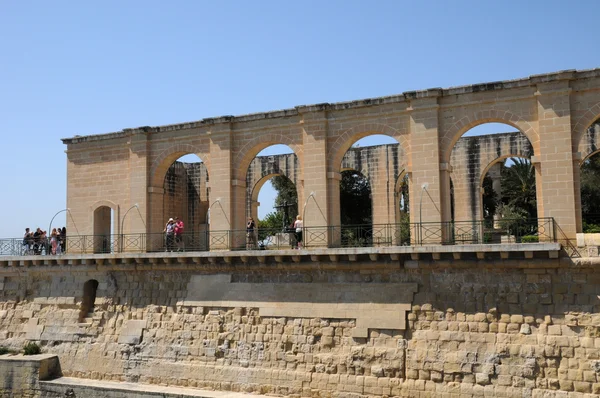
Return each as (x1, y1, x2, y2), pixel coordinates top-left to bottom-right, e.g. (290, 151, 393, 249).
(0, 354, 60, 397)
(0, 243, 563, 270)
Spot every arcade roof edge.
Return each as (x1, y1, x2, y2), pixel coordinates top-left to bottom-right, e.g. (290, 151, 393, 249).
(62, 68, 600, 145)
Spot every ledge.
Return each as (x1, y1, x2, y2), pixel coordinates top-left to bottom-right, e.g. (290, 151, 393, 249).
(0, 243, 567, 271)
(41, 376, 262, 398)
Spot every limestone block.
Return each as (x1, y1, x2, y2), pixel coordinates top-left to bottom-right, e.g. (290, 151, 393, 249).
(577, 233, 586, 247)
(25, 318, 44, 340)
(588, 247, 599, 257)
(182, 274, 418, 338)
(118, 320, 147, 345)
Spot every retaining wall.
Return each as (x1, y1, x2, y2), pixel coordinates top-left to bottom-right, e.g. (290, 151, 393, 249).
(1, 247, 600, 397)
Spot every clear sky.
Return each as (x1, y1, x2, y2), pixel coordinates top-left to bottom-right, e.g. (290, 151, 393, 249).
(1, 0, 599, 237)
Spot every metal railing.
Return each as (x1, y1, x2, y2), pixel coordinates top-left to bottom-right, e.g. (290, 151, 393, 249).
(0, 218, 561, 256)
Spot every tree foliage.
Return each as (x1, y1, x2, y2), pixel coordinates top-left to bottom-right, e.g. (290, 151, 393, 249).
(399, 174, 410, 213)
(270, 175, 298, 223)
(499, 157, 537, 218)
(340, 170, 372, 225)
(581, 153, 600, 231)
(482, 175, 498, 222)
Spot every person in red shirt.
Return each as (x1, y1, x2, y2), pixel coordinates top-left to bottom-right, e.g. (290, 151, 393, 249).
(174, 217, 184, 252)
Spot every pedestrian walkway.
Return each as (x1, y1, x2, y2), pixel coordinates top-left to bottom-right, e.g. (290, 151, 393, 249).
(41, 377, 268, 398)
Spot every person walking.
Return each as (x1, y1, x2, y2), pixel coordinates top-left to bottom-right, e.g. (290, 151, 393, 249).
(60, 227, 66, 253)
(164, 218, 175, 252)
(246, 217, 257, 249)
(174, 217, 184, 252)
(23, 228, 32, 255)
(293, 215, 303, 249)
(50, 228, 58, 255)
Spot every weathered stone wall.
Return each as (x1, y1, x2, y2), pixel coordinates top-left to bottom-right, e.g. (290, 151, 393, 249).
(2, 252, 600, 397)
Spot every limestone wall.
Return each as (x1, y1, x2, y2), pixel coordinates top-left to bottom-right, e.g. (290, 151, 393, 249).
(1, 254, 600, 397)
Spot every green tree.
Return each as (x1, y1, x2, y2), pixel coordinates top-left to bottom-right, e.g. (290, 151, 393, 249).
(399, 174, 410, 213)
(257, 211, 283, 241)
(340, 170, 372, 225)
(500, 157, 537, 218)
(270, 175, 298, 224)
(482, 175, 498, 223)
(581, 152, 600, 231)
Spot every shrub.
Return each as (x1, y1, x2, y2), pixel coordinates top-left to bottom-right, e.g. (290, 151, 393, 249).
(23, 342, 41, 355)
(583, 222, 600, 233)
(0, 346, 8, 355)
(521, 235, 539, 243)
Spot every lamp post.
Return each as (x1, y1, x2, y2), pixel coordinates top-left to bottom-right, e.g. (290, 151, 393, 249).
(206, 198, 222, 250)
(120, 203, 139, 252)
(48, 208, 71, 256)
(120, 204, 139, 236)
(49, 208, 71, 238)
(302, 192, 316, 224)
(418, 183, 428, 245)
(206, 198, 222, 225)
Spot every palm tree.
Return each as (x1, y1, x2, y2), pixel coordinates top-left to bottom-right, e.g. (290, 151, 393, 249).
(500, 157, 537, 218)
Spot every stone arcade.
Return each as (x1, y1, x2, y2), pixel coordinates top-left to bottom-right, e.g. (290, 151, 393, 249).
(2, 68, 600, 398)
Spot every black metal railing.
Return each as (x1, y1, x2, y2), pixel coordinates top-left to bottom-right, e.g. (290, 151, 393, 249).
(0, 218, 562, 256)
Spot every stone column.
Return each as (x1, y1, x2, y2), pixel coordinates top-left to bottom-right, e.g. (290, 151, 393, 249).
(407, 91, 445, 244)
(534, 74, 579, 239)
(127, 130, 149, 235)
(488, 163, 502, 228)
(297, 106, 330, 247)
(208, 120, 236, 249)
(146, 187, 165, 251)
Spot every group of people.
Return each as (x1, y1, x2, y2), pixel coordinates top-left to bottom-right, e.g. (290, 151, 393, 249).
(163, 217, 184, 252)
(246, 215, 303, 250)
(23, 227, 67, 255)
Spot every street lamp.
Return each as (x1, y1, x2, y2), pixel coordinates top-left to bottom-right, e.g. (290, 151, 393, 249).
(120, 203, 139, 236)
(120, 203, 139, 253)
(302, 191, 316, 223)
(418, 183, 429, 226)
(49, 208, 71, 237)
(418, 183, 429, 245)
(207, 198, 222, 225)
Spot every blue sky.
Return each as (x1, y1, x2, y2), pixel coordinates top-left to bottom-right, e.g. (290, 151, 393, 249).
(1, 0, 599, 237)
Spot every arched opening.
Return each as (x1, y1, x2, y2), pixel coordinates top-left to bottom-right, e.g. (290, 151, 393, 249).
(394, 174, 410, 245)
(450, 123, 534, 221)
(163, 154, 209, 251)
(479, 156, 538, 243)
(340, 170, 372, 246)
(247, 145, 299, 249)
(338, 134, 402, 247)
(78, 279, 99, 323)
(93, 206, 114, 254)
(580, 118, 600, 233)
(449, 122, 537, 243)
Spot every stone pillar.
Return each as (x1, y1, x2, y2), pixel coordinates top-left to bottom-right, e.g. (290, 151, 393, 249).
(407, 91, 444, 244)
(298, 106, 330, 247)
(370, 145, 396, 226)
(126, 131, 149, 235)
(535, 75, 578, 239)
(439, 163, 453, 223)
(147, 187, 165, 251)
(208, 120, 235, 249)
(488, 163, 502, 228)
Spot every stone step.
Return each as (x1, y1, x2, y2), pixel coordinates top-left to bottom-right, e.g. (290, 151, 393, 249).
(41, 377, 264, 398)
